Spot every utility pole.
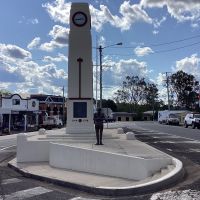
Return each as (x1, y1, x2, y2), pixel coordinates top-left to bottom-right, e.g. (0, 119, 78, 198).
(99, 45, 103, 108)
(164, 72, 171, 111)
(95, 36, 98, 109)
(62, 86, 65, 125)
(97, 42, 122, 109)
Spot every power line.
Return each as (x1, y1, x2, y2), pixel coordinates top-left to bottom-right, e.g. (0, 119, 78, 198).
(150, 34, 200, 47)
(106, 40, 200, 56)
(154, 40, 200, 53)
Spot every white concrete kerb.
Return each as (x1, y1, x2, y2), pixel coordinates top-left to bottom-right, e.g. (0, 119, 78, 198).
(117, 128, 124, 134)
(126, 132, 135, 140)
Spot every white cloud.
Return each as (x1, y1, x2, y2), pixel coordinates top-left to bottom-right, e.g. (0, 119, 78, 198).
(43, 0, 200, 32)
(0, 43, 31, 60)
(43, 0, 153, 31)
(91, 2, 153, 31)
(156, 73, 166, 86)
(191, 23, 199, 29)
(103, 58, 150, 86)
(141, 0, 200, 25)
(152, 30, 159, 35)
(40, 25, 69, 51)
(27, 37, 41, 50)
(95, 57, 151, 99)
(0, 82, 10, 90)
(0, 43, 67, 95)
(134, 46, 154, 57)
(30, 18, 39, 24)
(42, 0, 71, 24)
(172, 54, 200, 79)
(18, 16, 39, 25)
(40, 41, 58, 52)
(98, 36, 106, 46)
(153, 16, 167, 29)
(43, 53, 67, 63)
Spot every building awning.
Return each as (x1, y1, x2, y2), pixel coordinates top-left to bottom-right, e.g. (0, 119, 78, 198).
(0, 108, 11, 114)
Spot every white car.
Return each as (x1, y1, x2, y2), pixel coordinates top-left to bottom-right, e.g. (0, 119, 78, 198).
(166, 114, 179, 126)
(184, 113, 200, 129)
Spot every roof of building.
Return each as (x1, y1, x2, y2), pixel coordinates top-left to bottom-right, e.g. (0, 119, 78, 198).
(143, 111, 154, 115)
(30, 94, 64, 103)
(112, 112, 136, 116)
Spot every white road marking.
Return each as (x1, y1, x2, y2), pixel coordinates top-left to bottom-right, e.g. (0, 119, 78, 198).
(189, 148, 200, 153)
(69, 197, 98, 200)
(150, 189, 200, 200)
(0, 186, 52, 200)
(0, 145, 16, 151)
(154, 140, 200, 144)
(153, 141, 175, 144)
(2, 178, 22, 185)
(166, 148, 172, 151)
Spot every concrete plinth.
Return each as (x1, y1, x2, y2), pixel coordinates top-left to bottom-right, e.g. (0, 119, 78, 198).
(16, 128, 173, 181)
(66, 99, 94, 134)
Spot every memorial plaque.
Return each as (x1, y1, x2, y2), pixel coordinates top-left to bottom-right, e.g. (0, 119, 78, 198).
(73, 102, 87, 118)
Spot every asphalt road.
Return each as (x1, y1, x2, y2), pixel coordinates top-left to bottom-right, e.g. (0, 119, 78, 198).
(0, 122, 200, 199)
(133, 121, 200, 141)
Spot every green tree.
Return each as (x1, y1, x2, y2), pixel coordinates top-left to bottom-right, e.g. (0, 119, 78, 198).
(102, 99, 117, 112)
(144, 83, 159, 106)
(0, 89, 11, 96)
(114, 76, 147, 112)
(170, 70, 198, 108)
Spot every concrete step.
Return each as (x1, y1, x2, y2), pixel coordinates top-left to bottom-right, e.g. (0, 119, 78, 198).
(151, 164, 175, 180)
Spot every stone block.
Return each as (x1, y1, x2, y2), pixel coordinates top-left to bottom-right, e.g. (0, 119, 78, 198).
(117, 128, 124, 134)
(39, 128, 46, 135)
(126, 132, 135, 140)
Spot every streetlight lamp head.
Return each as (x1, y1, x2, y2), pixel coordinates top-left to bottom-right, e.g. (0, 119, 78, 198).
(116, 42, 123, 46)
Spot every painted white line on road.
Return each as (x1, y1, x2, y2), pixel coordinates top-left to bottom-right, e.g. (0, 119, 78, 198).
(166, 149, 172, 152)
(2, 178, 22, 185)
(154, 141, 175, 144)
(0, 145, 16, 151)
(70, 197, 98, 200)
(189, 148, 200, 153)
(154, 140, 200, 144)
(0, 186, 52, 200)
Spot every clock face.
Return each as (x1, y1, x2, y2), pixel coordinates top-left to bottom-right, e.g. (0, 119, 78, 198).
(72, 12, 87, 27)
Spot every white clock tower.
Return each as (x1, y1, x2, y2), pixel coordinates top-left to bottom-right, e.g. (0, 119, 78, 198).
(66, 3, 94, 134)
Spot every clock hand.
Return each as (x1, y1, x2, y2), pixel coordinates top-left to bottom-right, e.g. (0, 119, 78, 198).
(76, 18, 84, 21)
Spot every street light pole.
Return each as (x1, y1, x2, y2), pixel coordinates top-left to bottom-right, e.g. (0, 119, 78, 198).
(98, 42, 122, 109)
(62, 86, 65, 125)
(99, 45, 103, 108)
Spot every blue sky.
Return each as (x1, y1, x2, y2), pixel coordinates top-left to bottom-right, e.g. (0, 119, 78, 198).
(1, 0, 200, 100)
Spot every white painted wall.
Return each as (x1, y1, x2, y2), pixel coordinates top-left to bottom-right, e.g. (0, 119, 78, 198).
(17, 133, 49, 162)
(27, 99, 39, 111)
(49, 143, 172, 180)
(1, 94, 39, 112)
(2, 95, 27, 110)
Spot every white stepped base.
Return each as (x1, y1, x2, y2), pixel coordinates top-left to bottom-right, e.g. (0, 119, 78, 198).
(49, 143, 172, 181)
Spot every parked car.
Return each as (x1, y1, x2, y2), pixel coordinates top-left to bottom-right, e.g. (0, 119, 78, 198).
(158, 111, 179, 125)
(184, 113, 200, 129)
(166, 113, 180, 125)
(39, 115, 63, 129)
